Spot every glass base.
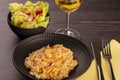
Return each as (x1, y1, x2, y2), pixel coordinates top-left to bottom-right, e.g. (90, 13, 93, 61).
(55, 28, 80, 39)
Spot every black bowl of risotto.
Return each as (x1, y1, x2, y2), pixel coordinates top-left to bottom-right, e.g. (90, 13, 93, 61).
(13, 33, 92, 80)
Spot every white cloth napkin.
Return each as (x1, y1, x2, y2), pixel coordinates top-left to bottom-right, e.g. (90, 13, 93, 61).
(76, 39, 120, 80)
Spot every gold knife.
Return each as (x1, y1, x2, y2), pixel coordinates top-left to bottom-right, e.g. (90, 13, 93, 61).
(91, 42, 104, 80)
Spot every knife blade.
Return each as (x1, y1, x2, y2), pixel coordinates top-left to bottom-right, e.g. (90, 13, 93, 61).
(91, 42, 104, 80)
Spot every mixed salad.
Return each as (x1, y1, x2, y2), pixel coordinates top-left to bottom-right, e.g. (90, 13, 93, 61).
(9, 1, 49, 29)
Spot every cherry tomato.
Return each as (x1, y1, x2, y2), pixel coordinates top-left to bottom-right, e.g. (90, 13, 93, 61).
(35, 9, 43, 15)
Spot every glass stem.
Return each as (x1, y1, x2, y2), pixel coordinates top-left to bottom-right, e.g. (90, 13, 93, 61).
(66, 12, 70, 30)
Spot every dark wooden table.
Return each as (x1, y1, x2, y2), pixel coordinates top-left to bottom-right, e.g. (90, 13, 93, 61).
(0, 0, 120, 80)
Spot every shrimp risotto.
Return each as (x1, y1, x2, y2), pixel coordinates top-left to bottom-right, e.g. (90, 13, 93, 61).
(24, 44, 78, 80)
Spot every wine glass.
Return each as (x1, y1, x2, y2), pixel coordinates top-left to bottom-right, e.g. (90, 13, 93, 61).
(55, 0, 83, 39)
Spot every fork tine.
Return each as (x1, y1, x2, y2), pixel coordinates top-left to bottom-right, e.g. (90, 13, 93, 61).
(108, 40, 112, 57)
(102, 38, 106, 55)
(105, 38, 111, 57)
(102, 39, 105, 56)
(102, 38, 109, 55)
(106, 39, 109, 55)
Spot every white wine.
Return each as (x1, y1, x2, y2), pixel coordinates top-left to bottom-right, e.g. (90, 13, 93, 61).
(55, 0, 81, 39)
(55, 0, 82, 13)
